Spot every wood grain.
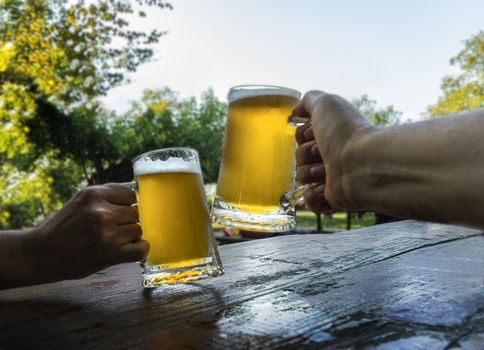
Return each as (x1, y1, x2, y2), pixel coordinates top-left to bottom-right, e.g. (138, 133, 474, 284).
(0, 221, 482, 349)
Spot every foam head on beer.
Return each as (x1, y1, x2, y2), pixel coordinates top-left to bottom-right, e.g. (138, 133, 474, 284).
(133, 154, 201, 177)
(227, 85, 301, 104)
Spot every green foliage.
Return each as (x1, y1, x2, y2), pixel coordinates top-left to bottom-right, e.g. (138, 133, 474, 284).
(428, 31, 484, 116)
(0, 83, 226, 228)
(352, 94, 402, 126)
(0, 157, 59, 227)
(0, 82, 36, 158)
(295, 211, 375, 230)
(114, 88, 227, 183)
(0, 0, 171, 104)
(0, 0, 170, 228)
(176, 89, 227, 182)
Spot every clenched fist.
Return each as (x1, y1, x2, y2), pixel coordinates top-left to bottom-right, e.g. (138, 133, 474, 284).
(1, 184, 149, 289)
(294, 91, 375, 213)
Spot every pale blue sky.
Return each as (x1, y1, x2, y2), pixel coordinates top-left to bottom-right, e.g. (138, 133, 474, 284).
(102, 0, 484, 121)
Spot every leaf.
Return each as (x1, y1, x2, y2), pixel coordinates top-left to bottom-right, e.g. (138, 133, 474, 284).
(428, 31, 484, 117)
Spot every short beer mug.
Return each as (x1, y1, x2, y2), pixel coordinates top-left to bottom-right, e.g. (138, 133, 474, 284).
(131, 148, 223, 287)
(211, 85, 301, 232)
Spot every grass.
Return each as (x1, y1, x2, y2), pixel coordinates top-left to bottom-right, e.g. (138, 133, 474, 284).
(213, 210, 375, 231)
(296, 210, 375, 231)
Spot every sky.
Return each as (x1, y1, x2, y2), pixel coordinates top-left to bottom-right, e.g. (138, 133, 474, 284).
(101, 0, 484, 121)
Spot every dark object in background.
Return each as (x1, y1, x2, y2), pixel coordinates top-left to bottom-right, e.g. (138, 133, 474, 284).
(375, 213, 405, 225)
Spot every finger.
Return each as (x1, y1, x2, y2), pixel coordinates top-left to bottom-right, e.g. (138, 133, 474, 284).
(300, 90, 328, 115)
(112, 204, 139, 225)
(292, 101, 311, 120)
(116, 223, 142, 245)
(103, 183, 137, 205)
(296, 163, 326, 184)
(116, 240, 150, 263)
(292, 90, 328, 123)
(295, 124, 315, 144)
(292, 90, 327, 119)
(304, 184, 333, 213)
(296, 141, 322, 165)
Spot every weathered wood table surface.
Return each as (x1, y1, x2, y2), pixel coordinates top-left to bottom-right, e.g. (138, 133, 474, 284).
(1, 221, 483, 349)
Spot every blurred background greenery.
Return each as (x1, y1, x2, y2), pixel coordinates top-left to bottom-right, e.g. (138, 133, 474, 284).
(0, 0, 482, 230)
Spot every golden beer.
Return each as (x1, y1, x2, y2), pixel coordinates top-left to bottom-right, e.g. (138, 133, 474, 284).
(137, 172, 209, 266)
(133, 148, 223, 287)
(211, 85, 301, 232)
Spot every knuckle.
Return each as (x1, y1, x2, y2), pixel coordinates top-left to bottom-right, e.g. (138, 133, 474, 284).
(317, 93, 338, 108)
(295, 125, 305, 138)
(296, 165, 311, 183)
(96, 224, 114, 244)
(104, 182, 121, 189)
(126, 225, 142, 241)
(305, 90, 324, 99)
(106, 183, 130, 192)
(129, 205, 140, 220)
(132, 244, 148, 261)
(91, 206, 114, 224)
(134, 224, 142, 238)
(78, 186, 102, 202)
(296, 125, 310, 144)
(296, 142, 316, 165)
(108, 183, 136, 202)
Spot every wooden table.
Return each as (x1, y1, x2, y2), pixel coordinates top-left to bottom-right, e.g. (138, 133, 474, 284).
(1, 221, 483, 349)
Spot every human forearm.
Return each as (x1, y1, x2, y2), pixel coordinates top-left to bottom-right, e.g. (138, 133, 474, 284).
(296, 91, 483, 228)
(0, 228, 41, 289)
(346, 109, 484, 228)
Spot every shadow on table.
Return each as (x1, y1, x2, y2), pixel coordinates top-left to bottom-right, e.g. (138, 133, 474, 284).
(0, 298, 90, 349)
(0, 283, 227, 349)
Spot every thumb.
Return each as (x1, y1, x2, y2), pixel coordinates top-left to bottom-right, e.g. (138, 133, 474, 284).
(292, 90, 329, 118)
(303, 92, 374, 155)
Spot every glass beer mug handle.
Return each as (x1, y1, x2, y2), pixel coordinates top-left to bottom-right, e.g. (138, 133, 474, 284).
(280, 183, 317, 213)
(121, 181, 137, 191)
(280, 114, 316, 213)
(288, 115, 309, 126)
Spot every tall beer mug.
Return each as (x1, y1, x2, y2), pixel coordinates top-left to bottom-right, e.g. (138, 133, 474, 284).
(132, 148, 223, 288)
(211, 85, 302, 232)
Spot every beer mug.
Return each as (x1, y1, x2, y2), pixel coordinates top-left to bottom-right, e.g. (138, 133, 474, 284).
(129, 148, 223, 287)
(211, 85, 302, 232)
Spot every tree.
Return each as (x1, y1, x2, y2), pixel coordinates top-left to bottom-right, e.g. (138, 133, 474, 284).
(0, 0, 171, 228)
(0, 0, 171, 105)
(175, 89, 227, 182)
(352, 94, 402, 126)
(112, 88, 227, 184)
(1, 0, 170, 160)
(428, 31, 484, 116)
(0, 83, 226, 228)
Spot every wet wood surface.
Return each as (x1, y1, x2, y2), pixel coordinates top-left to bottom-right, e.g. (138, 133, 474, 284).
(0, 221, 483, 349)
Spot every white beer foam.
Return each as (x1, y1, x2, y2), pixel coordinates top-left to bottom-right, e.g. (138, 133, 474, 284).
(134, 156, 201, 177)
(228, 85, 301, 104)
